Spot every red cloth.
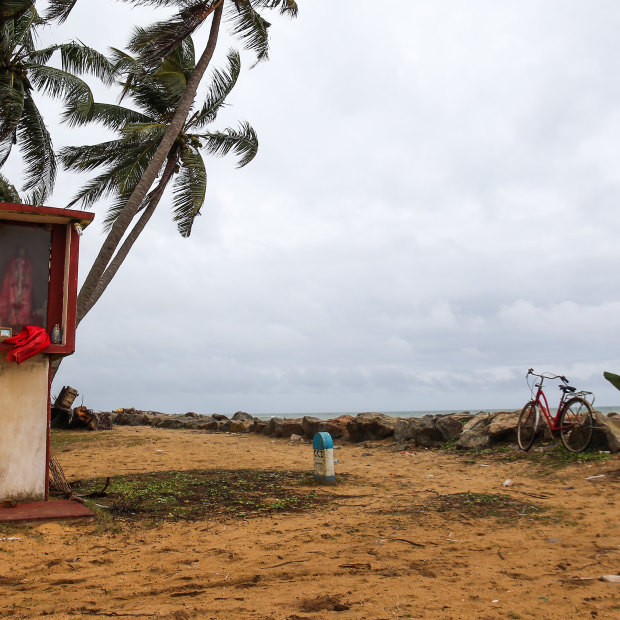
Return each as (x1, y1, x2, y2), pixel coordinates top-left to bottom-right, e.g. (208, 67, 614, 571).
(4, 325, 50, 364)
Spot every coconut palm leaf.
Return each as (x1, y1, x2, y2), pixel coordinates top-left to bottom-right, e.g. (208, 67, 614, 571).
(173, 145, 207, 237)
(0, 173, 21, 202)
(239, 0, 298, 17)
(44, 0, 79, 24)
(128, 1, 221, 68)
(0, 73, 25, 144)
(28, 64, 93, 103)
(63, 100, 151, 129)
(189, 48, 240, 128)
(53, 41, 117, 85)
(226, 1, 270, 64)
(199, 121, 257, 167)
(61, 137, 146, 171)
(17, 92, 56, 199)
(0, 1, 35, 21)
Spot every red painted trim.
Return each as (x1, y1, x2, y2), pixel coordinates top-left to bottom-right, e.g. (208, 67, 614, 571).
(64, 225, 81, 354)
(0, 202, 94, 227)
(45, 360, 51, 500)
(47, 225, 66, 338)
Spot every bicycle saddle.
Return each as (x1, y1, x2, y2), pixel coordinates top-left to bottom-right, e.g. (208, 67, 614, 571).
(559, 384, 576, 393)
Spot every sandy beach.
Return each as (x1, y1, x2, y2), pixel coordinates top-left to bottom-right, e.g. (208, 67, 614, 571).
(1, 426, 619, 619)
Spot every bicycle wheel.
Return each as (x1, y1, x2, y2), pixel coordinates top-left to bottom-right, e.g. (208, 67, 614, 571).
(560, 397, 594, 453)
(517, 401, 539, 451)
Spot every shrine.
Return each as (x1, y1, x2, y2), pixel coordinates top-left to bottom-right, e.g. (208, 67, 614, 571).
(0, 202, 94, 511)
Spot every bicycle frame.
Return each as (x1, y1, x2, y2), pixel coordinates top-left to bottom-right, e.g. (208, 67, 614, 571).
(530, 381, 568, 431)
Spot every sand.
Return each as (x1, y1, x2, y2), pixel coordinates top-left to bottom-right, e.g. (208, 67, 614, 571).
(1, 426, 619, 619)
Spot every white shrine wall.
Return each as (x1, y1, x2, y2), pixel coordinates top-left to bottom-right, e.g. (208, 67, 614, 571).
(0, 354, 49, 501)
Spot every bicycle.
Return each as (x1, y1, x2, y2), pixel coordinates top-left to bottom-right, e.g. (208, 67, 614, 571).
(517, 369, 595, 453)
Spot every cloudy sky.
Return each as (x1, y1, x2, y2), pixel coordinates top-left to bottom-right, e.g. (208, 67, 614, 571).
(6, 1, 620, 414)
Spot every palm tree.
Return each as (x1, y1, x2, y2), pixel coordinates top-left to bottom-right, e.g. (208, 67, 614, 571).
(0, 4, 113, 202)
(61, 39, 258, 312)
(75, 0, 299, 325)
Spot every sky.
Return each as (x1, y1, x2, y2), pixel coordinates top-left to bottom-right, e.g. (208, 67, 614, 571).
(4, 1, 620, 414)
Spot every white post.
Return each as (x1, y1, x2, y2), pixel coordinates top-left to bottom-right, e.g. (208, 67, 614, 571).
(313, 432, 335, 485)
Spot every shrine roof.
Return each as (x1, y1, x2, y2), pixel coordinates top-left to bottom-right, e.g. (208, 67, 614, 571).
(0, 202, 95, 227)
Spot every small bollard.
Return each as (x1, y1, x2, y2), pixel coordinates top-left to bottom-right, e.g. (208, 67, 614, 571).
(313, 432, 335, 485)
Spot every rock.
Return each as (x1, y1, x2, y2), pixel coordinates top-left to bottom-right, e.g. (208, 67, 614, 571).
(230, 419, 253, 433)
(289, 434, 304, 441)
(195, 418, 220, 431)
(183, 411, 199, 418)
(114, 411, 153, 426)
(232, 411, 253, 421)
(158, 417, 186, 429)
(347, 412, 398, 442)
(455, 410, 520, 449)
(592, 412, 620, 452)
(487, 411, 520, 440)
(265, 417, 305, 438)
(212, 414, 229, 421)
(393, 415, 463, 447)
(301, 415, 353, 440)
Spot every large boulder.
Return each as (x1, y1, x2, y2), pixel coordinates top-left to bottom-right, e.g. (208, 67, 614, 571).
(230, 418, 254, 433)
(394, 414, 463, 447)
(347, 412, 398, 443)
(301, 415, 353, 440)
(263, 417, 305, 438)
(592, 412, 620, 452)
(232, 411, 253, 422)
(455, 410, 520, 449)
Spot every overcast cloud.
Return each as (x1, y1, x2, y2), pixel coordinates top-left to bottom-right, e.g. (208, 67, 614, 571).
(6, 1, 620, 414)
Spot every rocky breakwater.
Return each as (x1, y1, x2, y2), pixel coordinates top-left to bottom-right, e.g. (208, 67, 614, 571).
(86, 407, 620, 451)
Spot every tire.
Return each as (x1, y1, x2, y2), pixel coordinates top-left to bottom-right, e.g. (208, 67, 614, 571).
(560, 397, 594, 453)
(517, 401, 539, 451)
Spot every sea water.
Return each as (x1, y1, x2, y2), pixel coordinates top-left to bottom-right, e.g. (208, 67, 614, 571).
(254, 406, 620, 421)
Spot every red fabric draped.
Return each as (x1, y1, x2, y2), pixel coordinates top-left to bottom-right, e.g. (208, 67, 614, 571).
(4, 325, 50, 364)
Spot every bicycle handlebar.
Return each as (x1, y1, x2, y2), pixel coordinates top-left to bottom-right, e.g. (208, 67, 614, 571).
(526, 369, 569, 383)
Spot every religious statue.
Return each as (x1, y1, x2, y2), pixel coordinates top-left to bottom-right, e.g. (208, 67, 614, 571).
(0, 248, 33, 329)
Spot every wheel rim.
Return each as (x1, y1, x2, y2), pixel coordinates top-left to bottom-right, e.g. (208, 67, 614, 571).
(518, 403, 537, 450)
(561, 400, 593, 453)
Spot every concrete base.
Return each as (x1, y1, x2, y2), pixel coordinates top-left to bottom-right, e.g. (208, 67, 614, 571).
(0, 499, 94, 523)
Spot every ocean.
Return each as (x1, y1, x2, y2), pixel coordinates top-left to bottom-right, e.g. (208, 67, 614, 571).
(254, 405, 620, 420)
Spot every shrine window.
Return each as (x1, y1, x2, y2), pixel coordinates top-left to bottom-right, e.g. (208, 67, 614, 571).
(0, 223, 51, 336)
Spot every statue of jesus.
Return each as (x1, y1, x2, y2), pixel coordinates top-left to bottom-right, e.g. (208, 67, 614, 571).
(0, 248, 33, 329)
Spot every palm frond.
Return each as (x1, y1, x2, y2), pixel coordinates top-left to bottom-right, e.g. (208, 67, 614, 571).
(0, 74, 25, 143)
(44, 0, 79, 24)
(0, 1, 35, 21)
(120, 122, 168, 143)
(198, 121, 258, 168)
(17, 92, 56, 200)
(63, 100, 151, 129)
(189, 48, 240, 128)
(0, 173, 22, 203)
(173, 145, 206, 237)
(60, 138, 145, 172)
(28, 64, 92, 104)
(227, 0, 270, 64)
(55, 41, 117, 85)
(128, 1, 220, 67)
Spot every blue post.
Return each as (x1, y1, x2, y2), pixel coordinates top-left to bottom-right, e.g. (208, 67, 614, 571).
(313, 432, 335, 485)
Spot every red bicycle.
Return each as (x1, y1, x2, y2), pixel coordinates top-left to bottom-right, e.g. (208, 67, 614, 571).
(517, 369, 595, 453)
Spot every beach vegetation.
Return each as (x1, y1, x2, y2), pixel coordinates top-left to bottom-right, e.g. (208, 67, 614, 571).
(73, 467, 332, 524)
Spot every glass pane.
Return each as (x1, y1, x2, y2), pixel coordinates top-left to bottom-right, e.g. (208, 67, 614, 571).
(0, 223, 51, 335)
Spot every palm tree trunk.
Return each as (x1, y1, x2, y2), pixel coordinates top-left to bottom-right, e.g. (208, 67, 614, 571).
(76, 1, 224, 325)
(78, 156, 177, 324)
(52, 156, 177, 380)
